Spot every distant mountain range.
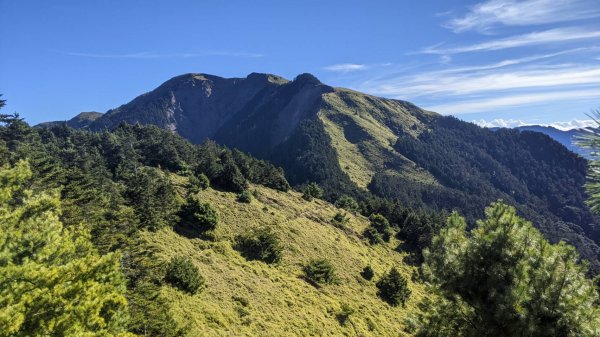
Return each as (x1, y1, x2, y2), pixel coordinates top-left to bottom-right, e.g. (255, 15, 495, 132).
(41, 72, 600, 273)
(490, 125, 593, 159)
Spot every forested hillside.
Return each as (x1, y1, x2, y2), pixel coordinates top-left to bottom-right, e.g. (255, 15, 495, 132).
(48, 73, 600, 274)
(3, 111, 599, 336)
(1, 116, 434, 335)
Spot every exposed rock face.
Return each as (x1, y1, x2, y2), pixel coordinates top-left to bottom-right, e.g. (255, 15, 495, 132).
(88, 72, 323, 145)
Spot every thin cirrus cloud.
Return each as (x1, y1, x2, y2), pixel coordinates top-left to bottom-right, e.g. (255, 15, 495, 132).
(323, 63, 367, 73)
(420, 27, 600, 54)
(445, 0, 600, 33)
(424, 88, 600, 115)
(424, 48, 591, 75)
(57, 50, 264, 59)
(323, 62, 392, 73)
(366, 65, 600, 97)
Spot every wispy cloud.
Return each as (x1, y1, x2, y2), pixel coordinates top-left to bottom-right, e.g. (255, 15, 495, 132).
(446, 0, 600, 33)
(367, 65, 600, 97)
(323, 62, 392, 73)
(424, 88, 600, 114)
(429, 48, 590, 74)
(56, 50, 264, 59)
(324, 63, 367, 73)
(473, 118, 596, 130)
(420, 27, 600, 54)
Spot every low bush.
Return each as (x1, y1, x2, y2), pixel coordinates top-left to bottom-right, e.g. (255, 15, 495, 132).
(332, 212, 348, 227)
(178, 196, 219, 232)
(360, 265, 375, 280)
(188, 173, 210, 193)
(369, 213, 392, 242)
(235, 227, 283, 264)
(237, 190, 252, 203)
(302, 182, 323, 201)
(303, 259, 337, 285)
(165, 256, 204, 294)
(335, 303, 355, 326)
(335, 195, 360, 214)
(363, 227, 384, 245)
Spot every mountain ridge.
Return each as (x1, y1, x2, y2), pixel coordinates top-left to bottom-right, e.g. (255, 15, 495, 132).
(43, 72, 600, 274)
(490, 125, 592, 159)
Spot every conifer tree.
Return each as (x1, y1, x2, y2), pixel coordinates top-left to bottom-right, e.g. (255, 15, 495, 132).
(0, 161, 131, 336)
(413, 201, 600, 337)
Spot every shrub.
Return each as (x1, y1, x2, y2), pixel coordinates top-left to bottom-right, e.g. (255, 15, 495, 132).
(217, 152, 248, 192)
(363, 227, 384, 245)
(235, 227, 282, 264)
(336, 303, 355, 326)
(361, 265, 375, 280)
(237, 189, 252, 203)
(332, 212, 348, 227)
(178, 196, 219, 232)
(188, 173, 210, 193)
(302, 182, 323, 201)
(197, 173, 210, 190)
(369, 213, 392, 242)
(303, 259, 337, 285)
(376, 267, 410, 307)
(335, 195, 360, 214)
(165, 256, 204, 294)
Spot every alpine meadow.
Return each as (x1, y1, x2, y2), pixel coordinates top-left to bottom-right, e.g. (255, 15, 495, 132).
(2, 1, 600, 336)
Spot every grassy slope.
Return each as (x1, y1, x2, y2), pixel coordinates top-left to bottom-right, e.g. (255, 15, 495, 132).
(318, 89, 438, 189)
(143, 178, 426, 336)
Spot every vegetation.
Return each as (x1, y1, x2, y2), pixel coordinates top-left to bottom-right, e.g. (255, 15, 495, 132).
(376, 267, 411, 307)
(0, 161, 130, 336)
(363, 226, 385, 245)
(332, 211, 349, 229)
(2, 94, 599, 336)
(165, 256, 205, 294)
(369, 213, 393, 242)
(234, 227, 283, 264)
(335, 194, 360, 214)
(413, 202, 600, 336)
(237, 189, 253, 203)
(303, 259, 337, 285)
(179, 195, 219, 232)
(336, 303, 355, 326)
(188, 172, 210, 193)
(361, 265, 375, 280)
(578, 108, 600, 213)
(302, 182, 323, 201)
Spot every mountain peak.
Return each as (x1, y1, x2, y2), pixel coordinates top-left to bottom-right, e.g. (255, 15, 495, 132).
(293, 73, 321, 85)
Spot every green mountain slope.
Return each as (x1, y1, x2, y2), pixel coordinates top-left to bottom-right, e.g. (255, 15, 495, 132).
(150, 180, 423, 336)
(5, 114, 598, 336)
(48, 72, 600, 274)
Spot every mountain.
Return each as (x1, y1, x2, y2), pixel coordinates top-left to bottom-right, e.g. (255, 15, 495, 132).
(39, 111, 103, 129)
(491, 125, 593, 159)
(50, 72, 600, 274)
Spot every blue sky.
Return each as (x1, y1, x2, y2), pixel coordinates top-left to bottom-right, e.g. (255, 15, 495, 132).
(1, 0, 600, 128)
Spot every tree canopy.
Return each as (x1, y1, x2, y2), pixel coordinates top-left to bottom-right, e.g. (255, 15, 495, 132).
(0, 161, 131, 337)
(413, 201, 600, 337)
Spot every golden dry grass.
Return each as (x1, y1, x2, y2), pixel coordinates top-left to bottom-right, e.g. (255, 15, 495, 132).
(142, 181, 427, 336)
(318, 90, 438, 189)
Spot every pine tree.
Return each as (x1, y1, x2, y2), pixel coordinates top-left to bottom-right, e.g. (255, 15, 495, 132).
(376, 267, 410, 307)
(413, 201, 600, 337)
(0, 161, 131, 336)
